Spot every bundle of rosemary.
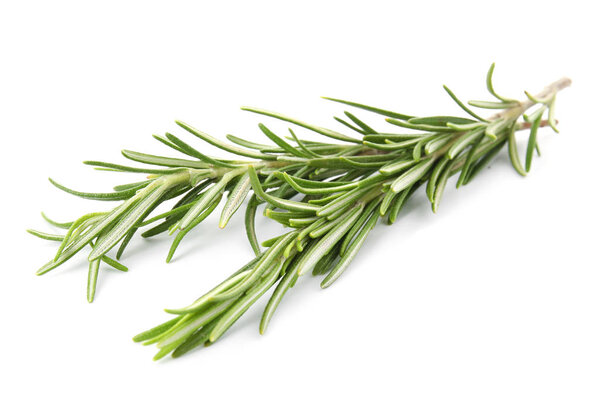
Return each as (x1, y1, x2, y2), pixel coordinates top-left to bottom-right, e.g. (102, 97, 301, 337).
(29, 65, 570, 360)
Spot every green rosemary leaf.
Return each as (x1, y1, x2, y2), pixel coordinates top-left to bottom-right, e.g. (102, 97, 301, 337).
(312, 244, 340, 276)
(48, 178, 139, 201)
(226, 134, 276, 151)
(166, 196, 222, 263)
(171, 319, 219, 358)
(386, 118, 454, 133)
(101, 255, 128, 272)
(155, 300, 234, 353)
(27, 229, 65, 241)
(424, 134, 453, 155)
(446, 121, 487, 131)
(212, 232, 297, 302)
(287, 128, 321, 158)
(316, 185, 372, 217)
(89, 183, 170, 261)
(426, 157, 449, 203)
(456, 134, 485, 188)
(121, 150, 208, 169)
(390, 158, 436, 193)
(344, 111, 377, 134)
(321, 209, 378, 288)
(166, 258, 259, 315)
(87, 257, 101, 303)
(258, 123, 307, 158)
(113, 180, 152, 192)
(485, 63, 518, 103)
(260, 256, 301, 334)
(133, 317, 182, 343)
(83, 161, 181, 174)
(525, 114, 542, 172)
(241, 107, 362, 144)
(468, 100, 518, 109)
(165, 133, 237, 169)
(153, 134, 196, 157)
(485, 118, 510, 139)
(379, 188, 397, 216)
(340, 196, 382, 255)
(508, 127, 527, 177)
(442, 85, 486, 122)
(388, 183, 417, 224)
(363, 133, 429, 143)
(432, 158, 455, 213)
(447, 127, 485, 159)
(41, 212, 73, 229)
(379, 158, 416, 176)
(209, 259, 284, 343)
(297, 205, 363, 276)
(334, 116, 366, 134)
(464, 139, 507, 184)
(279, 172, 356, 195)
(248, 166, 320, 213)
(219, 174, 251, 228)
(178, 170, 240, 230)
(245, 194, 261, 255)
(548, 94, 559, 133)
(310, 210, 356, 238)
(408, 116, 476, 126)
(176, 120, 277, 160)
(321, 97, 412, 120)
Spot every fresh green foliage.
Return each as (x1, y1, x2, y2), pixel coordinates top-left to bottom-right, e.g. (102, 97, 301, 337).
(30, 65, 570, 360)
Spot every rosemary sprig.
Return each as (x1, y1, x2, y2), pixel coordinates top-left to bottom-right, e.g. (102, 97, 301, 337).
(29, 64, 570, 359)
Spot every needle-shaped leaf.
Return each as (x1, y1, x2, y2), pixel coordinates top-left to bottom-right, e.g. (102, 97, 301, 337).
(176, 120, 277, 160)
(442, 85, 486, 122)
(165, 133, 237, 168)
(49, 178, 140, 201)
(83, 161, 182, 174)
(525, 113, 542, 172)
(408, 116, 476, 126)
(321, 97, 412, 120)
(248, 166, 320, 213)
(344, 111, 377, 134)
(316, 185, 372, 217)
(508, 128, 527, 177)
(244, 194, 261, 255)
(386, 118, 454, 133)
(468, 100, 518, 109)
(166, 195, 221, 263)
(426, 157, 449, 203)
(258, 123, 307, 158)
(90, 183, 169, 261)
(27, 229, 65, 241)
(87, 258, 101, 303)
(548, 94, 559, 133)
(121, 150, 208, 169)
(209, 260, 284, 343)
(219, 174, 251, 228)
(447, 127, 485, 159)
(41, 212, 73, 229)
(259, 256, 301, 334)
(390, 158, 435, 193)
(297, 205, 363, 276)
(486, 63, 518, 103)
(321, 210, 378, 288)
(241, 107, 362, 144)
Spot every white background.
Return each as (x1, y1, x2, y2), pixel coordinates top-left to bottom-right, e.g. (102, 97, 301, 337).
(1, 1, 598, 396)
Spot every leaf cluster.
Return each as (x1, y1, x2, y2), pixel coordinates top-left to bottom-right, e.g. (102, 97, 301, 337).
(29, 65, 569, 358)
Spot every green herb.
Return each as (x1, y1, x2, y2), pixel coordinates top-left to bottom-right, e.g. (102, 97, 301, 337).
(29, 64, 570, 359)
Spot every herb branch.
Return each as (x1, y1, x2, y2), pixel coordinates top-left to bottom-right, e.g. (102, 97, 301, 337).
(28, 64, 570, 359)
